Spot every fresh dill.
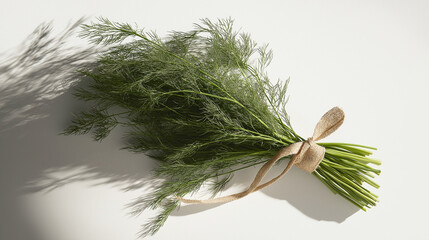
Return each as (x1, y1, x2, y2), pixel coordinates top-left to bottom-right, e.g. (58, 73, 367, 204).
(63, 17, 381, 237)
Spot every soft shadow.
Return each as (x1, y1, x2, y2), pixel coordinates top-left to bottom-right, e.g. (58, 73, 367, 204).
(1, 20, 86, 131)
(174, 202, 227, 216)
(261, 164, 360, 222)
(172, 160, 359, 222)
(0, 20, 157, 240)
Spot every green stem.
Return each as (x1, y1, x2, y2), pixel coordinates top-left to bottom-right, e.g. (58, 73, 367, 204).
(325, 148, 381, 165)
(320, 142, 377, 150)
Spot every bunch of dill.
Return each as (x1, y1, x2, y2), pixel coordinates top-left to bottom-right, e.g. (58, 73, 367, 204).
(63, 18, 381, 236)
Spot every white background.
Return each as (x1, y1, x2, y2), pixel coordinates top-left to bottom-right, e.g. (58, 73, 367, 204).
(1, 1, 428, 239)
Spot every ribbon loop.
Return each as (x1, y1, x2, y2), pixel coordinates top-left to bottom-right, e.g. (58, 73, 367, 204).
(312, 107, 345, 141)
(178, 107, 345, 204)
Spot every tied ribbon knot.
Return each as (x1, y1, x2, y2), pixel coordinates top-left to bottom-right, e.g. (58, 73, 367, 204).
(178, 107, 345, 204)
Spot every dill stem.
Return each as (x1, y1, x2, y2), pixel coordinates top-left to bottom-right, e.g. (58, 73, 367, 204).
(320, 142, 377, 150)
(325, 148, 381, 165)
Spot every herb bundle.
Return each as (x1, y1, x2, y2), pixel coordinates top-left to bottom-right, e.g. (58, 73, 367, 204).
(64, 18, 381, 236)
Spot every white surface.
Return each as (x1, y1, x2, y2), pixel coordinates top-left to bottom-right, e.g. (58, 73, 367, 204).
(1, 1, 428, 239)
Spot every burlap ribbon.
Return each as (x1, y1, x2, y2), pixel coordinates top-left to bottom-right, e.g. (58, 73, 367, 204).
(178, 107, 345, 204)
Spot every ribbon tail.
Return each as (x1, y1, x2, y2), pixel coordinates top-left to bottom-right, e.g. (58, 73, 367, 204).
(178, 142, 303, 204)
